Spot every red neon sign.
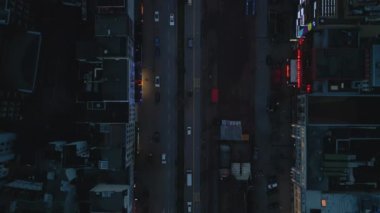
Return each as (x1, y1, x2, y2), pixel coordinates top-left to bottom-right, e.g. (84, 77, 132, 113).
(286, 63, 290, 79)
(306, 84, 311, 93)
(297, 49, 302, 88)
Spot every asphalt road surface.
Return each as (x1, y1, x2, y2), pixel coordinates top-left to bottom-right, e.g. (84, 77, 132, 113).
(184, 0, 202, 211)
(136, 0, 178, 211)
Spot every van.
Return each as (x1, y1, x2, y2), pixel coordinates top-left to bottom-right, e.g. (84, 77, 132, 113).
(186, 170, 192, 186)
(188, 0, 192, 6)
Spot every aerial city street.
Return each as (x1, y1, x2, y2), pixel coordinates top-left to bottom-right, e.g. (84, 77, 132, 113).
(1, 0, 380, 213)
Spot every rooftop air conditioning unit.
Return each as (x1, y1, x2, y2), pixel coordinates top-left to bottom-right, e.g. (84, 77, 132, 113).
(99, 160, 109, 170)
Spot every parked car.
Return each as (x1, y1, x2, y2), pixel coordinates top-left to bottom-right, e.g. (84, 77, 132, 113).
(155, 76, 160, 88)
(187, 201, 192, 212)
(161, 153, 167, 164)
(266, 94, 279, 112)
(154, 11, 159, 22)
(169, 13, 175, 26)
(186, 126, 192, 135)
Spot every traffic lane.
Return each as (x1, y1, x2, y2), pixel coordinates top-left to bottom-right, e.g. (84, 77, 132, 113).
(252, 0, 272, 212)
(159, 63, 177, 212)
(255, 0, 268, 38)
(158, 8, 178, 213)
(141, 0, 156, 68)
(191, 0, 202, 211)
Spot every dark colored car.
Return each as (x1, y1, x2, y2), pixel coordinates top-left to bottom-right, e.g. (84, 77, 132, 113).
(266, 94, 279, 112)
(154, 37, 160, 56)
(153, 131, 160, 143)
(187, 38, 193, 48)
(155, 91, 160, 103)
(154, 36, 160, 47)
(267, 176, 278, 194)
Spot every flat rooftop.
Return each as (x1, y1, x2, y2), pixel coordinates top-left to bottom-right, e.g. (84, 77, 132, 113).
(308, 95, 380, 125)
(312, 48, 365, 80)
(95, 15, 129, 36)
(0, 30, 41, 93)
(76, 37, 127, 59)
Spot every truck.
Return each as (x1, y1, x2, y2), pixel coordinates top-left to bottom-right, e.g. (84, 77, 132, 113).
(219, 144, 231, 180)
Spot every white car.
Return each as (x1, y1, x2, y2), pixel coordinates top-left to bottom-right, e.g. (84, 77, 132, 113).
(169, 13, 175, 26)
(186, 126, 192, 135)
(161, 153, 166, 164)
(187, 202, 192, 212)
(155, 76, 160, 88)
(154, 11, 159, 22)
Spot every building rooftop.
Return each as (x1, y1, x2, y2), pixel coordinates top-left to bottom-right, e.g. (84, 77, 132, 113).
(6, 180, 43, 191)
(95, 15, 129, 37)
(307, 95, 380, 125)
(220, 120, 242, 141)
(77, 59, 128, 101)
(90, 183, 129, 192)
(101, 59, 128, 100)
(0, 30, 41, 93)
(76, 37, 127, 59)
(75, 102, 129, 123)
(305, 191, 380, 213)
(371, 45, 380, 87)
(306, 125, 380, 192)
(96, 0, 125, 8)
(312, 48, 365, 80)
(231, 163, 251, 181)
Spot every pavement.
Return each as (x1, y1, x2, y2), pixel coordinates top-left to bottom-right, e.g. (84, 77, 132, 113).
(135, 0, 178, 211)
(250, 1, 296, 213)
(184, 0, 202, 211)
(200, 0, 297, 212)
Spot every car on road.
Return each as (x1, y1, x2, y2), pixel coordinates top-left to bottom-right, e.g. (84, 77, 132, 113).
(154, 11, 159, 22)
(267, 176, 278, 194)
(253, 147, 259, 160)
(186, 170, 192, 186)
(161, 153, 167, 164)
(154, 37, 160, 56)
(187, 202, 192, 212)
(186, 126, 192, 135)
(153, 131, 160, 143)
(266, 94, 279, 112)
(187, 38, 193, 48)
(154, 76, 160, 88)
(169, 13, 175, 26)
(154, 36, 160, 47)
(155, 91, 160, 103)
